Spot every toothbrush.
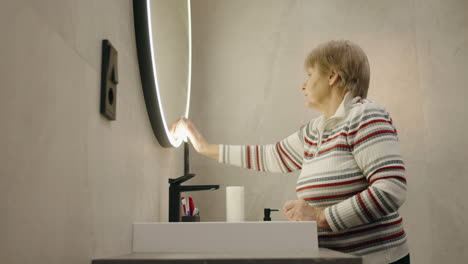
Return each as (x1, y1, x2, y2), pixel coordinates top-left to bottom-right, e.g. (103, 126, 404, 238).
(186, 197, 191, 216)
(181, 197, 187, 216)
(184, 197, 189, 216)
(188, 197, 195, 217)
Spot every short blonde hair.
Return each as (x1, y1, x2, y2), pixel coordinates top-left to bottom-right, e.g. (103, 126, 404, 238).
(305, 40, 370, 98)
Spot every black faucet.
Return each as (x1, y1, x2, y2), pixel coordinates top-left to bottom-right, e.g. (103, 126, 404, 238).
(168, 142, 219, 222)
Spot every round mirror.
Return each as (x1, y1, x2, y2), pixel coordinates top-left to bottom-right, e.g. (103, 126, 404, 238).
(133, 0, 191, 148)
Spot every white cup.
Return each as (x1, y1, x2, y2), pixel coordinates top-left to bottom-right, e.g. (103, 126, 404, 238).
(226, 186, 245, 222)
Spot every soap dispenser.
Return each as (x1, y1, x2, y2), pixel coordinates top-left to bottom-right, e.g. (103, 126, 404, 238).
(263, 208, 279, 221)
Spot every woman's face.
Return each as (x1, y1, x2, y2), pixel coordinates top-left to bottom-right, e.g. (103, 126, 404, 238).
(302, 65, 331, 109)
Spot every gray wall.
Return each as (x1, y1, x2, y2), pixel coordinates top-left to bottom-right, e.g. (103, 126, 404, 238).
(1, 0, 467, 264)
(0, 0, 184, 262)
(189, 0, 468, 264)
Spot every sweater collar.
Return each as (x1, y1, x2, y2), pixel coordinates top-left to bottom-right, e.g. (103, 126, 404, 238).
(331, 91, 361, 119)
(317, 91, 361, 127)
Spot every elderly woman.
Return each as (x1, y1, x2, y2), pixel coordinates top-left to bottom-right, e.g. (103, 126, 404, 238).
(179, 40, 410, 264)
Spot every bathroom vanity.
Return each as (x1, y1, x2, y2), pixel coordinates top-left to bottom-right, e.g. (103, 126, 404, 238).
(92, 222, 362, 263)
(92, 248, 362, 264)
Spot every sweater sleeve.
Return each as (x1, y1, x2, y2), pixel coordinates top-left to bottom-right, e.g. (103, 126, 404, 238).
(218, 127, 305, 173)
(324, 105, 407, 232)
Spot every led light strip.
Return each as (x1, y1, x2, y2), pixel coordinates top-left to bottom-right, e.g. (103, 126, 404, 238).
(146, 0, 192, 147)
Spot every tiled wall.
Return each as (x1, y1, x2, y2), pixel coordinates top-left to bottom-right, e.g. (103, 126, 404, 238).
(0, 0, 183, 262)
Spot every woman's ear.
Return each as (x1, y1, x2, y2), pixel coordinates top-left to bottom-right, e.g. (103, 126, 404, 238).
(328, 69, 340, 87)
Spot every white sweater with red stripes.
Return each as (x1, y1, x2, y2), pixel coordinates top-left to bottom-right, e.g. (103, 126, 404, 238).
(218, 92, 409, 264)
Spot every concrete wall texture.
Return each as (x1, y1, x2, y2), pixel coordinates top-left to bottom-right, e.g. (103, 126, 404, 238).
(1, 0, 467, 264)
(0, 0, 183, 262)
(189, 1, 468, 264)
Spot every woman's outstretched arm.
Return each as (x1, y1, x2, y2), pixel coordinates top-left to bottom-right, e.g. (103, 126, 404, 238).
(180, 118, 305, 173)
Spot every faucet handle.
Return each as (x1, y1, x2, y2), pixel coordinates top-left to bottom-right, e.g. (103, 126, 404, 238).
(169, 173, 195, 185)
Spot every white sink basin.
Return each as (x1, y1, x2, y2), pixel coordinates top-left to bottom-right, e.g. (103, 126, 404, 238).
(133, 221, 318, 253)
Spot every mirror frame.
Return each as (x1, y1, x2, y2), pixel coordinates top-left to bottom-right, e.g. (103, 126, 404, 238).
(133, 0, 192, 148)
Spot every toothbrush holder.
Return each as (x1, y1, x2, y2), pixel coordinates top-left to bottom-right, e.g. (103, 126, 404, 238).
(181, 215, 200, 222)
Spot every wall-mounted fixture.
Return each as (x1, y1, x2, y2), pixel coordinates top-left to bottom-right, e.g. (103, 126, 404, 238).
(100, 39, 118, 121)
(133, 0, 192, 147)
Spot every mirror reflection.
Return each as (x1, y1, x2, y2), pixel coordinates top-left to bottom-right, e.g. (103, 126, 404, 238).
(134, 0, 191, 147)
(150, 0, 190, 134)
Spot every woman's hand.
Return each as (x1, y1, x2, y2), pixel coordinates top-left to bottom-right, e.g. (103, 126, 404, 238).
(179, 117, 208, 152)
(282, 199, 330, 229)
(179, 118, 219, 160)
(168, 117, 185, 142)
(168, 117, 206, 150)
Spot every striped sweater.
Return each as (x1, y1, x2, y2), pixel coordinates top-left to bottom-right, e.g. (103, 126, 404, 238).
(218, 92, 409, 264)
